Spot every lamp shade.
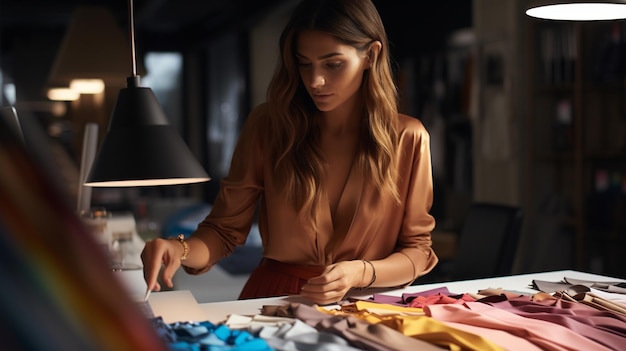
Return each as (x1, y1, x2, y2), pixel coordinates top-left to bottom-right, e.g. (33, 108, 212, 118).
(47, 6, 133, 87)
(526, 0, 626, 20)
(85, 78, 210, 187)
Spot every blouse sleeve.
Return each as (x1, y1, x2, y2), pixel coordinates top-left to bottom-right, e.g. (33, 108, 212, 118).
(183, 105, 267, 275)
(395, 116, 438, 282)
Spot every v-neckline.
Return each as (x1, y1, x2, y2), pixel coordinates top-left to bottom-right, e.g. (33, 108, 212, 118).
(319, 158, 362, 264)
(329, 153, 357, 224)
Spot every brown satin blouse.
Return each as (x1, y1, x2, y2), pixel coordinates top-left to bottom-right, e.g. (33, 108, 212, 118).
(189, 104, 438, 285)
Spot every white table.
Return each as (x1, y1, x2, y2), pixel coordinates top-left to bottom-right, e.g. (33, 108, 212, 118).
(147, 269, 626, 324)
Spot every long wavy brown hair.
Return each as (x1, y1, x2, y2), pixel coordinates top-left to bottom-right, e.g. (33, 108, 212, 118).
(265, 0, 400, 221)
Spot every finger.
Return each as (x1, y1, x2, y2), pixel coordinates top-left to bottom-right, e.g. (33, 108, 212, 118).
(160, 258, 179, 289)
(306, 276, 327, 285)
(306, 265, 340, 285)
(302, 280, 337, 293)
(300, 289, 344, 305)
(141, 242, 162, 292)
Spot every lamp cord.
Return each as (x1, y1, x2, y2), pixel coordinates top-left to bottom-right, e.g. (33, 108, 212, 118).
(128, 0, 137, 78)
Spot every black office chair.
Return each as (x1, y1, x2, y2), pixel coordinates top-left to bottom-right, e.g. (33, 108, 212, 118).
(449, 202, 523, 280)
(421, 202, 523, 283)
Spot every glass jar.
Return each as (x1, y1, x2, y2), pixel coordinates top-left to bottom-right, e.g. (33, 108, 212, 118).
(79, 207, 112, 259)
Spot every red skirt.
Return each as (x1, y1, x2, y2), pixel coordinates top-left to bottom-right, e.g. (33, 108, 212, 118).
(238, 258, 325, 299)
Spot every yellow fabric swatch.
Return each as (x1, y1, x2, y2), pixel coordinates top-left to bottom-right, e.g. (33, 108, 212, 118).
(319, 302, 505, 351)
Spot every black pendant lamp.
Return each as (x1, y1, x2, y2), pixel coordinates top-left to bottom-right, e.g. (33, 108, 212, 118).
(526, 0, 626, 21)
(85, 0, 210, 187)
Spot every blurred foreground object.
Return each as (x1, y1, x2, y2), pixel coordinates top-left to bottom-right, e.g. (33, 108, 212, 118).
(0, 111, 167, 350)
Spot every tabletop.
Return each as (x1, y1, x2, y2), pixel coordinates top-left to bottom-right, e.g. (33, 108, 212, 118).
(146, 269, 626, 324)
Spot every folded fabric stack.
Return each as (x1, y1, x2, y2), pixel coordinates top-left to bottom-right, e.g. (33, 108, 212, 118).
(151, 317, 273, 351)
(151, 278, 626, 351)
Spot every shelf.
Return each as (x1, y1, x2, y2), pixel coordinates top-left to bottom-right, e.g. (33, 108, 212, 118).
(532, 83, 625, 93)
(595, 232, 626, 242)
(530, 154, 624, 166)
(583, 153, 626, 161)
(526, 19, 626, 274)
(533, 152, 575, 163)
(533, 214, 578, 227)
(533, 84, 575, 94)
(582, 82, 625, 91)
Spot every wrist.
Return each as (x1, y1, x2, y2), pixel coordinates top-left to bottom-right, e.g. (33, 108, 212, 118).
(170, 234, 189, 262)
(361, 260, 376, 289)
(355, 259, 376, 289)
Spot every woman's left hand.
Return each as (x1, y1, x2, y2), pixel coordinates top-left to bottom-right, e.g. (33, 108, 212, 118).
(300, 260, 363, 305)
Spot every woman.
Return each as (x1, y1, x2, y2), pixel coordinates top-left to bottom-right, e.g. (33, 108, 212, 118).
(142, 0, 438, 305)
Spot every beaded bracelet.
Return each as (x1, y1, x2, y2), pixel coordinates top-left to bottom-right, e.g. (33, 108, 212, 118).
(170, 234, 189, 262)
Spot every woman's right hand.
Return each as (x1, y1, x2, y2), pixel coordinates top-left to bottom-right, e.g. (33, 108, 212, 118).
(141, 238, 185, 293)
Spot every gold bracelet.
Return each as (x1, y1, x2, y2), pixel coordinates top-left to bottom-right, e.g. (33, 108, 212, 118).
(170, 234, 189, 261)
